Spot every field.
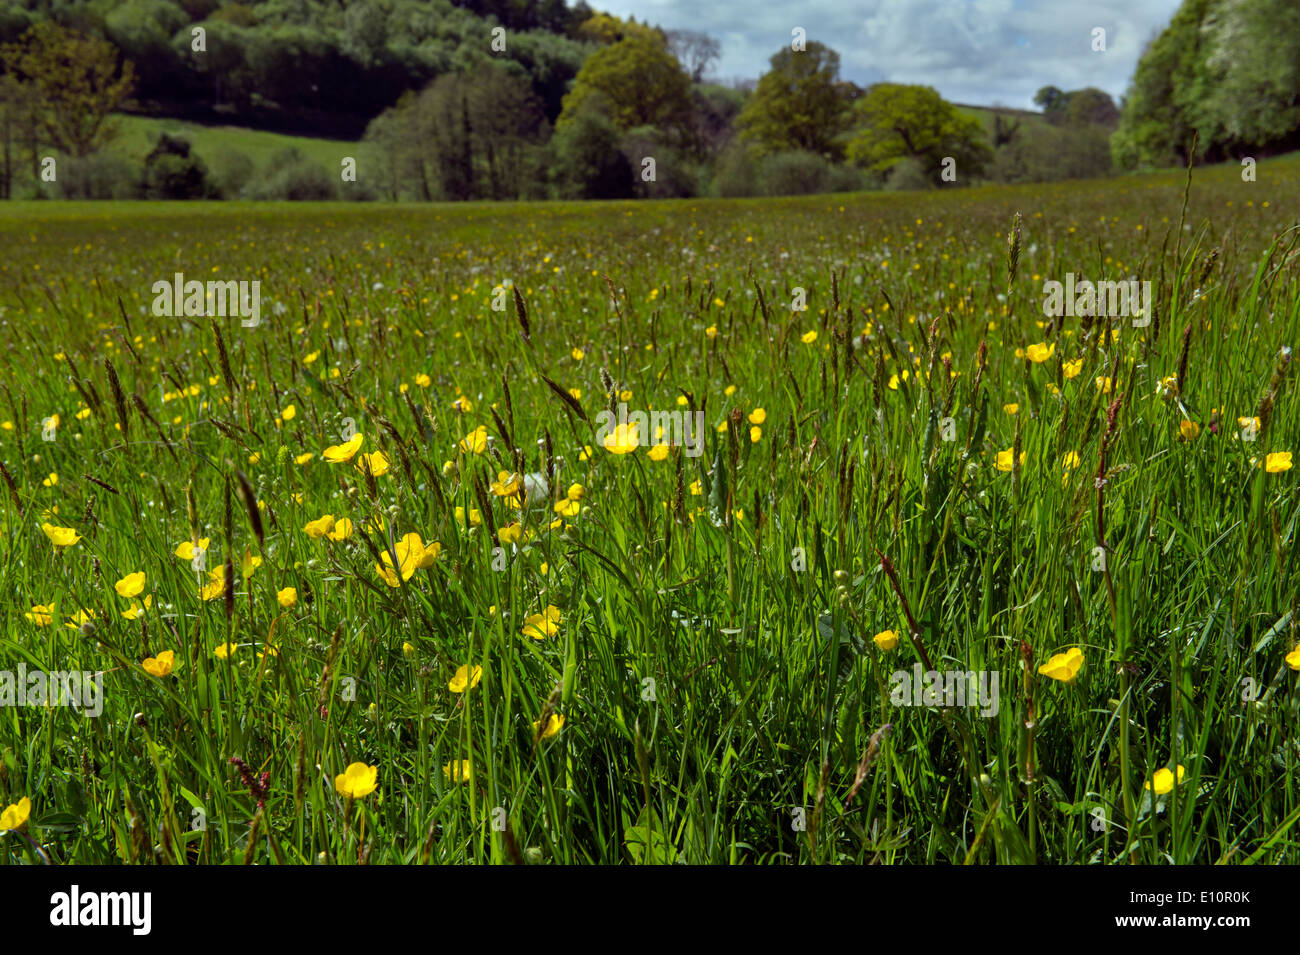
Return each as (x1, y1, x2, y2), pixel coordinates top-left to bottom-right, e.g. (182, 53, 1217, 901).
(0, 155, 1297, 865)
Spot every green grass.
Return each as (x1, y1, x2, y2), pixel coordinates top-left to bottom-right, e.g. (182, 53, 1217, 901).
(109, 114, 355, 173)
(0, 153, 1297, 865)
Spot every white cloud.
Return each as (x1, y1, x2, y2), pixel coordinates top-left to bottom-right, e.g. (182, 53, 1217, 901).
(592, 0, 1183, 108)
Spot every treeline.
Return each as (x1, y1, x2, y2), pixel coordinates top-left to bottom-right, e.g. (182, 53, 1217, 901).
(1114, 0, 1300, 167)
(0, 0, 596, 135)
(18, 0, 1276, 201)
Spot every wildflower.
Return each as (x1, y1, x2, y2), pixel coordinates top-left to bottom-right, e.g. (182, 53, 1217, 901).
(449, 665, 482, 693)
(1095, 376, 1113, 394)
(1025, 342, 1054, 363)
(648, 443, 670, 461)
(459, 426, 488, 454)
(750, 426, 762, 443)
(522, 604, 562, 640)
(603, 422, 639, 454)
(491, 471, 523, 499)
(1062, 359, 1083, 380)
(1061, 451, 1081, 471)
(358, 451, 390, 477)
(375, 533, 432, 587)
(323, 432, 364, 463)
(0, 797, 31, 831)
(41, 523, 81, 547)
(1003, 403, 1019, 415)
(328, 518, 354, 541)
(122, 596, 152, 620)
(498, 523, 523, 544)
(42, 472, 58, 487)
(873, 630, 900, 651)
(115, 571, 146, 599)
(25, 604, 54, 626)
(1038, 647, 1084, 683)
(281, 404, 296, 421)
(304, 514, 336, 539)
(175, 538, 210, 560)
(749, 408, 766, 425)
(1144, 765, 1186, 795)
(533, 713, 565, 740)
(1284, 645, 1300, 671)
(1265, 451, 1292, 473)
(801, 330, 818, 344)
(554, 498, 580, 518)
(335, 762, 378, 799)
(995, 449, 1024, 472)
(277, 587, 297, 608)
(414, 373, 431, 388)
(214, 642, 237, 659)
(1179, 419, 1200, 440)
(200, 577, 226, 601)
(444, 761, 472, 784)
(141, 650, 175, 678)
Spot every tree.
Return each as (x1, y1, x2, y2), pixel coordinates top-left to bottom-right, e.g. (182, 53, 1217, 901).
(1064, 88, 1119, 127)
(846, 83, 992, 185)
(551, 94, 633, 199)
(735, 41, 852, 158)
(557, 34, 691, 135)
(1033, 85, 1067, 124)
(1111, 0, 1216, 168)
(142, 132, 210, 198)
(2, 22, 135, 157)
(665, 29, 720, 82)
(575, 13, 663, 46)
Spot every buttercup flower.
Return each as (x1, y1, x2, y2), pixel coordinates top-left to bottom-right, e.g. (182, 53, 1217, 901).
(115, 571, 146, 598)
(335, 762, 378, 799)
(358, 451, 389, 476)
(533, 713, 565, 740)
(25, 604, 54, 626)
(323, 433, 364, 463)
(1038, 647, 1084, 683)
(1265, 451, 1292, 473)
(873, 629, 900, 651)
(459, 426, 488, 454)
(42, 523, 81, 547)
(522, 604, 562, 640)
(1144, 765, 1186, 795)
(0, 797, 31, 831)
(449, 664, 482, 693)
(142, 650, 175, 678)
(304, 514, 336, 539)
(444, 760, 472, 783)
(277, 587, 297, 608)
(995, 449, 1024, 472)
(1025, 342, 1054, 363)
(603, 423, 639, 454)
(175, 538, 210, 560)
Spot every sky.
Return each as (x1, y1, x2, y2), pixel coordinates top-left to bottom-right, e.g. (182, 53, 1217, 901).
(594, 0, 1185, 110)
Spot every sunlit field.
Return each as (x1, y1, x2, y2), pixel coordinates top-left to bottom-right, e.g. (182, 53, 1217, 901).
(1, 155, 1297, 864)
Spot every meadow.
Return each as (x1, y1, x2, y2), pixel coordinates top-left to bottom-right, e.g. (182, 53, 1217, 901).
(0, 154, 1297, 865)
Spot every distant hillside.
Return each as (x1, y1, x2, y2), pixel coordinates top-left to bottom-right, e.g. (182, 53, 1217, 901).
(0, 0, 597, 138)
